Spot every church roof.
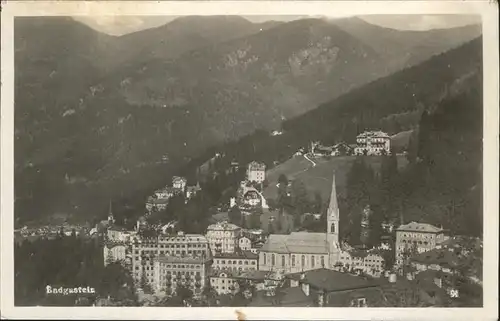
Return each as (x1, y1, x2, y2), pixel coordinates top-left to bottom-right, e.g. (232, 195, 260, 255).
(260, 232, 329, 254)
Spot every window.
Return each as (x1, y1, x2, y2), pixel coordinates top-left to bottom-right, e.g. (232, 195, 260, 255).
(301, 255, 305, 267)
(264, 254, 267, 265)
(281, 255, 285, 267)
(272, 254, 276, 266)
(292, 255, 296, 267)
(311, 256, 315, 268)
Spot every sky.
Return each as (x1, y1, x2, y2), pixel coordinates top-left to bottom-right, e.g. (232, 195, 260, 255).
(73, 14, 481, 36)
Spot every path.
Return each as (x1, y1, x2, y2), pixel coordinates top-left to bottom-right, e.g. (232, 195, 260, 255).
(303, 153, 317, 168)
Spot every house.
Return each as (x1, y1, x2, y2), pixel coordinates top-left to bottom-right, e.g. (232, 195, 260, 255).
(354, 131, 391, 156)
(145, 197, 169, 212)
(154, 187, 175, 200)
(337, 248, 385, 277)
(186, 183, 202, 200)
(243, 190, 261, 207)
(238, 236, 252, 251)
(284, 268, 382, 307)
(107, 225, 132, 242)
(172, 176, 187, 191)
(209, 269, 241, 295)
(246, 161, 266, 183)
(331, 142, 354, 156)
(104, 241, 127, 266)
(410, 247, 462, 275)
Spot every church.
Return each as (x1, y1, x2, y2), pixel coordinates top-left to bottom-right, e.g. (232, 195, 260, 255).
(258, 172, 342, 274)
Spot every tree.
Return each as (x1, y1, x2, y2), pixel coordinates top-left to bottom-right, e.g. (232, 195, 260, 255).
(139, 269, 152, 294)
(228, 206, 242, 226)
(290, 179, 309, 216)
(267, 221, 275, 234)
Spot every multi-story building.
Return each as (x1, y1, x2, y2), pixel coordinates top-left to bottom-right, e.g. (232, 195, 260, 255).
(206, 222, 241, 254)
(153, 255, 211, 297)
(246, 161, 266, 183)
(212, 250, 259, 272)
(130, 232, 210, 289)
(209, 270, 240, 295)
(354, 131, 391, 156)
(395, 222, 448, 266)
(104, 241, 127, 266)
(337, 249, 385, 277)
(172, 176, 187, 192)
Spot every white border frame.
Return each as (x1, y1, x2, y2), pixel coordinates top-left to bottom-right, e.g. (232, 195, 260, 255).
(1, 1, 498, 320)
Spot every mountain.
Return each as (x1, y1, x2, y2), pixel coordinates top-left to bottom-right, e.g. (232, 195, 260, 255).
(208, 36, 482, 183)
(99, 16, 282, 71)
(331, 17, 482, 71)
(99, 18, 388, 138)
(204, 36, 482, 235)
(14, 16, 482, 224)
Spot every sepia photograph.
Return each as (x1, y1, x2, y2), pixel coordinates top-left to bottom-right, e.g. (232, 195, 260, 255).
(1, 1, 498, 320)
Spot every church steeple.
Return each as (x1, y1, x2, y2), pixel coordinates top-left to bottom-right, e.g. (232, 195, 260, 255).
(108, 200, 115, 224)
(327, 172, 340, 248)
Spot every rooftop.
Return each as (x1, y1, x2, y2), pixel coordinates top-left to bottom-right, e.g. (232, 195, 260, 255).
(397, 221, 444, 233)
(234, 270, 269, 281)
(260, 232, 329, 254)
(156, 254, 210, 264)
(108, 225, 130, 232)
(286, 268, 377, 293)
(277, 287, 315, 307)
(207, 221, 241, 231)
(213, 250, 258, 260)
(146, 197, 169, 205)
(104, 240, 127, 249)
(410, 248, 461, 268)
(357, 131, 390, 138)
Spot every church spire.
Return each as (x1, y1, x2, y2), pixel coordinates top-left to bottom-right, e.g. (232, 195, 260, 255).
(108, 200, 115, 224)
(327, 172, 340, 249)
(327, 173, 339, 217)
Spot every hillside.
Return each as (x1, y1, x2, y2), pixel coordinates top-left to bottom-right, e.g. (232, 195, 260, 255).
(14, 16, 482, 224)
(332, 17, 481, 71)
(262, 154, 408, 202)
(99, 16, 282, 71)
(212, 37, 482, 236)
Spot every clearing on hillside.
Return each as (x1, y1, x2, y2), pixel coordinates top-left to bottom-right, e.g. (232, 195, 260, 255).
(263, 154, 408, 202)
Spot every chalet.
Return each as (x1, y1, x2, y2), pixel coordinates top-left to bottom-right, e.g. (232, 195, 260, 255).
(331, 142, 354, 156)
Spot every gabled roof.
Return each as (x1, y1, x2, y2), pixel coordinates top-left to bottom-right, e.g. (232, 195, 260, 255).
(397, 222, 443, 233)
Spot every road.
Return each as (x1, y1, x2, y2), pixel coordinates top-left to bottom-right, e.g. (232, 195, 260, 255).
(303, 153, 317, 168)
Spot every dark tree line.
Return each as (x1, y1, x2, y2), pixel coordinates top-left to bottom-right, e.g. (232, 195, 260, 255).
(15, 235, 137, 306)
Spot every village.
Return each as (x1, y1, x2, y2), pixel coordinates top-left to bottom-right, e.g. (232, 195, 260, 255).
(86, 130, 482, 307)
